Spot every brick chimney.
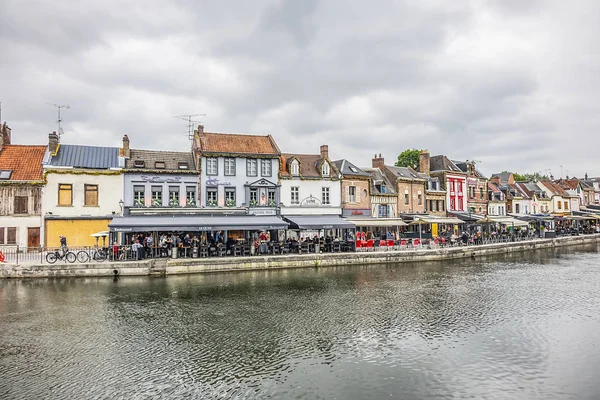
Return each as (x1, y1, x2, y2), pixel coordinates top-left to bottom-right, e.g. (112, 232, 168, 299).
(372, 153, 385, 169)
(49, 132, 59, 155)
(122, 134, 130, 158)
(419, 150, 430, 174)
(0, 122, 11, 150)
(320, 144, 329, 159)
(197, 124, 204, 134)
(585, 172, 588, 180)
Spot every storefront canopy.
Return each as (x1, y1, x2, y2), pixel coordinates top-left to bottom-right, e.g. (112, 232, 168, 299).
(487, 216, 530, 227)
(109, 215, 288, 232)
(417, 216, 465, 224)
(284, 215, 355, 230)
(346, 217, 408, 227)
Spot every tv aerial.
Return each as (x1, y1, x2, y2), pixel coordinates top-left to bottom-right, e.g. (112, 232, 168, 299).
(174, 114, 206, 140)
(47, 103, 70, 137)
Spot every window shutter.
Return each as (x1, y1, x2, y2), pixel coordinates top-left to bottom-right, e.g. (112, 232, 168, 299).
(0, 228, 4, 244)
(356, 186, 361, 203)
(345, 185, 350, 203)
(7, 227, 17, 244)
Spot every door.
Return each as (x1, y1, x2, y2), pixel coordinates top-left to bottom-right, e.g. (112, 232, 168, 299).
(28, 227, 40, 248)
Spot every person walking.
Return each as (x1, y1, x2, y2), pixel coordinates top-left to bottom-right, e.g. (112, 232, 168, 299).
(59, 235, 68, 256)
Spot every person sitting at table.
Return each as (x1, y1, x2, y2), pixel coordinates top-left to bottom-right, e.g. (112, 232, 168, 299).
(259, 231, 267, 241)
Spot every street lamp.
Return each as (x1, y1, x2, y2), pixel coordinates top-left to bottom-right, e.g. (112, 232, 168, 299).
(118, 199, 124, 214)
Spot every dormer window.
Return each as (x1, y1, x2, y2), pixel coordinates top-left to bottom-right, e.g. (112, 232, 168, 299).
(321, 162, 330, 177)
(178, 162, 189, 170)
(155, 161, 166, 169)
(133, 160, 145, 168)
(291, 160, 299, 176)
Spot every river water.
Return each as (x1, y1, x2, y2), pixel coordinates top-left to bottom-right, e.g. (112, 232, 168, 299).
(1, 244, 600, 399)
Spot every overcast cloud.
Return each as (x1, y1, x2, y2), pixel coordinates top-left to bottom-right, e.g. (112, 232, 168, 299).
(1, 0, 599, 178)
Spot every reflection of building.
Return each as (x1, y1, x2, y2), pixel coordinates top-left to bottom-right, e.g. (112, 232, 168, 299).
(42, 132, 123, 247)
(332, 159, 371, 218)
(193, 125, 281, 216)
(122, 135, 198, 209)
(0, 123, 46, 247)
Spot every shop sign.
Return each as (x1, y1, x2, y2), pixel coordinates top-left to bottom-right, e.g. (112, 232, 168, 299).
(300, 195, 321, 206)
(141, 176, 182, 183)
(251, 209, 276, 216)
(206, 177, 232, 186)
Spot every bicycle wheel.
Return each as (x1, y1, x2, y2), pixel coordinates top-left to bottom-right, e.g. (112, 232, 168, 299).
(93, 250, 107, 262)
(46, 252, 58, 264)
(76, 251, 90, 263)
(66, 252, 76, 263)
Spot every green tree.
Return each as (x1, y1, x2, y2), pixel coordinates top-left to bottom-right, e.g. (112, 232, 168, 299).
(395, 149, 421, 169)
(502, 171, 548, 182)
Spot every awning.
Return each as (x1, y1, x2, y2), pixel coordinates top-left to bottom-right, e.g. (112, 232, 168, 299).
(284, 215, 355, 230)
(417, 217, 465, 224)
(487, 216, 530, 227)
(347, 217, 408, 227)
(448, 212, 486, 222)
(109, 215, 288, 232)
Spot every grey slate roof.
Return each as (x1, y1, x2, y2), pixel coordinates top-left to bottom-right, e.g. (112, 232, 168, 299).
(491, 172, 511, 184)
(453, 160, 487, 179)
(126, 149, 196, 172)
(332, 159, 370, 177)
(430, 155, 463, 173)
(362, 167, 397, 195)
(48, 144, 120, 169)
(386, 165, 423, 180)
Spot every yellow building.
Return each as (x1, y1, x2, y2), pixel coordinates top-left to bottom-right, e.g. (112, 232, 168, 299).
(44, 218, 111, 247)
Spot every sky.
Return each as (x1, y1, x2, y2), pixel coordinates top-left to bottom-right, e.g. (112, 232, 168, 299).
(1, 0, 599, 179)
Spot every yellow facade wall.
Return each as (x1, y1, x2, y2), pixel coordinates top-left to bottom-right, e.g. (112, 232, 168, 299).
(45, 219, 111, 247)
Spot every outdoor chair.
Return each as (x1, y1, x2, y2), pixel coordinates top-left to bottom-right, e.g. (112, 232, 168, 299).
(332, 243, 341, 253)
(233, 245, 242, 256)
(280, 243, 290, 254)
(272, 243, 280, 254)
(300, 242, 309, 254)
(200, 246, 209, 258)
(373, 239, 380, 251)
(365, 239, 374, 251)
(242, 245, 251, 257)
(412, 238, 421, 249)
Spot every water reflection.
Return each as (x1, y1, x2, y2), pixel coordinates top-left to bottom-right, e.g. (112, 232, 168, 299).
(1, 244, 600, 399)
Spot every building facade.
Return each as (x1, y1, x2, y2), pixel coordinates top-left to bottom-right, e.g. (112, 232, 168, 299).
(42, 133, 123, 247)
(455, 160, 488, 215)
(0, 123, 46, 248)
(420, 151, 467, 214)
(333, 159, 371, 218)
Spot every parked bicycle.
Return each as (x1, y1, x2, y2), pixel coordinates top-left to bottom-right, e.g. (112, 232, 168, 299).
(76, 247, 109, 263)
(46, 249, 76, 264)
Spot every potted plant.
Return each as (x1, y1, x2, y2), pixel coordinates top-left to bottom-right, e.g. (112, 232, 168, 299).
(207, 198, 217, 207)
(250, 199, 258, 207)
(169, 198, 180, 207)
(268, 199, 276, 207)
(151, 198, 162, 207)
(186, 198, 196, 207)
(226, 198, 236, 207)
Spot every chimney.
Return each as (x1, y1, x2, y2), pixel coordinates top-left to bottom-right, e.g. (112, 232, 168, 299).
(320, 144, 329, 159)
(585, 172, 588, 180)
(0, 123, 11, 150)
(419, 150, 430, 174)
(197, 124, 204, 134)
(372, 153, 385, 169)
(49, 132, 59, 155)
(122, 134, 130, 158)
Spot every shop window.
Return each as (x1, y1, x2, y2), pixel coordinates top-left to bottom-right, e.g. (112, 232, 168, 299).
(13, 196, 28, 214)
(261, 159, 272, 177)
(322, 187, 330, 205)
(7, 227, 16, 245)
(224, 158, 236, 176)
(84, 184, 98, 206)
(58, 184, 72, 206)
(206, 158, 218, 175)
(291, 187, 299, 204)
(206, 188, 218, 206)
(246, 159, 258, 177)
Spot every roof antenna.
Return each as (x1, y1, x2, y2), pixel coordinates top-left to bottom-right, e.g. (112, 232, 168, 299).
(47, 103, 70, 138)
(174, 114, 206, 140)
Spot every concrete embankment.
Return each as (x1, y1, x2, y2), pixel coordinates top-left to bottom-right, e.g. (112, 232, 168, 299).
(2, 234, 599, 279)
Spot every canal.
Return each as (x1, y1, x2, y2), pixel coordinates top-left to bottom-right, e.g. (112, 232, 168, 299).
(1, 244, 600, 399)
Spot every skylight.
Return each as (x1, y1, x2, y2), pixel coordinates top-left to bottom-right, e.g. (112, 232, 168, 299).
(349, 166, 358, 173)
(0, 170, 12, 180)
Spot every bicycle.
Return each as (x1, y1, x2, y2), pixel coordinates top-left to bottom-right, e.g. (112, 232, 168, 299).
(76, 247, 109, 263)
(46, 249, 76, 264)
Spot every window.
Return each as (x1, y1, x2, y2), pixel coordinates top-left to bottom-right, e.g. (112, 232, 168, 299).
(133, 185, 145, 205)
(381, 184, 386, 194)
(7, 227, 16, 245)
(84, 184, 98, 206)
(291, 187, 299, 204)
(564, 201, 569, 210)
(206, 187, 218, 206)
(186, 186, 196, 205)
(261, 159, 272, 176)
(470, 186, 475, 199)
(155, 161, 166, 169)
(417, 194, 422, 205)
(431, 181, 437, 190)
(224, 158, 235, 176)
(557, 201, 562, 210)
(225, 187, 236, 206)
(441, 200, 445, 211)
(515, 204, 520, 214)
(169, 186, 180, 205)
(322, 162, 330, 177)
(404, 193, 409, 205)
(206, 158, 218, 175)
(348, 186, 356, 203)
(322, 187, 330, 204)
(479, 187, 484, 199)
(133, 160, 145, 168)
(0, 170, 12, 180)
(14, 196, 28, 214)
(246, 159, 258, 176)
(58, 184, 73, 206)
(291, 160, 299, 176)
(178, 162, 189, 170)
(0, 227, 4, 244)
(378, 204, 389, 218)
(450, 198, 455, 210)
(268, 189, 276, 205)
(250, 188, 258, 205)
(151, 186, 162, 205)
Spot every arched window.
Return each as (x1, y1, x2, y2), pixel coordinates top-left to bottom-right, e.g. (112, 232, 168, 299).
(291, 160, 299, 176)
(321, 162, 330, 177)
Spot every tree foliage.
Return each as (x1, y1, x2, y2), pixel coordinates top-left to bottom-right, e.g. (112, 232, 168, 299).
(502, 171, 549, 182)
(395, 148, 421, 169)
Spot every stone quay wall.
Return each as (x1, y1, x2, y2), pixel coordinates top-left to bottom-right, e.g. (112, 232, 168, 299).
(1, 234, 599, 279)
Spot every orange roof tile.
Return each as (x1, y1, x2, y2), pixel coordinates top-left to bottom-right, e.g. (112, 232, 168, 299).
(0, 145, 47, 181)
(198, 132, 280, 155)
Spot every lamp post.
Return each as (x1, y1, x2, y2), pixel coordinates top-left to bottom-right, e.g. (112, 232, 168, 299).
(118, 199, 124, 215)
